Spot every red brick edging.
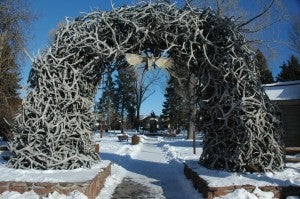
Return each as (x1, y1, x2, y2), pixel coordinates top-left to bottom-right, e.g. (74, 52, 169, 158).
(0, 163, 111, 199)
(184, 163, 300, 199)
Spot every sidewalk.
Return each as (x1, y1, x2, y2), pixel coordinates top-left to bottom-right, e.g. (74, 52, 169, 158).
(99, 136, 203, 199)
(111, 177, 156, 198)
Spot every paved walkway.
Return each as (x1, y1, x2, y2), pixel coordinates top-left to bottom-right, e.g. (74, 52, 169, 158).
(108, 137, 202, 199)
(111, 178, 156, 199)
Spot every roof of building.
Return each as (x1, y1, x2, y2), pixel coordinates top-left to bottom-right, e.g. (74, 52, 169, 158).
(262, 80, 300, 100)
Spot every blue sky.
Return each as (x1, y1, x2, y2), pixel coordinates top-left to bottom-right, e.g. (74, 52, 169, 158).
(22, 0, 299, 116)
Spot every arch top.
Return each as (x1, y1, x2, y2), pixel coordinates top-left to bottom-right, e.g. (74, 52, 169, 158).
(51, 1, 244, 68)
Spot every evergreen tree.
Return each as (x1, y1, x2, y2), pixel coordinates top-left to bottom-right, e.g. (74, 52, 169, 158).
(0, 33, 21, 140)
(276, 55, 300, 82)
(149, 111, 157, 133)
(167, 62, 198, 139)
(255, 49, 274, 84)
(98, 67, 118, 131)
(126, 105, 136, 130)
(0, 0, 35, 140)
(115, 63, 136, 133)
(150, 111, 156, 118)
(161, 76, 188, 131)
(161, 77, 175, 129)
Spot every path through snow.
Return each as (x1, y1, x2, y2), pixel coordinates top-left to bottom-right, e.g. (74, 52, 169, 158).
(97, 135, 203, 199)
(1, 132, 299, 198)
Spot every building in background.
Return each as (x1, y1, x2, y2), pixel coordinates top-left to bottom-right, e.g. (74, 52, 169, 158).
(263, 80, 300, 147)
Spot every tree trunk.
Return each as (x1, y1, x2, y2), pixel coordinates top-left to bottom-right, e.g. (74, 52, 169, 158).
(121, 101, 125, 134)
(187, 105, 196, 139)
(136, 105, 140, 132)
(187, 74, 197, 140)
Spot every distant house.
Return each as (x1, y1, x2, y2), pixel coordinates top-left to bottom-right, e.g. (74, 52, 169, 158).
(263, 80, 300, 147)
(140, 115, 159, 133)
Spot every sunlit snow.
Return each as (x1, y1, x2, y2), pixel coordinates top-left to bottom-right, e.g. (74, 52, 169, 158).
(0, 131, 299, 199)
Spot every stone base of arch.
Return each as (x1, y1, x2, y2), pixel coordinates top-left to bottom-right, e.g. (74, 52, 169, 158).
(0, 161, 111, 198)
(184, 162, 300, 199)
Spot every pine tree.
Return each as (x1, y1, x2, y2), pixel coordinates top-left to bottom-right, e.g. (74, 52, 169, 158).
(161, 77, 175, 129)
(276, 55, 300, 82)
(115, 63, 137, 133)
(149, 111, 157, 133)
(98, 67, 118, 131)
(168, 62, 198, 139)
(161, 77, 188, 131)
(255, 49, 274, 84)
(0, 33, 21, 140)
(0, 0, 35, 140)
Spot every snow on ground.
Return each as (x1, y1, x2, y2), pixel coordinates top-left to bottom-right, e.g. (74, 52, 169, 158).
(0, 160, 110, 183)
(0, 190, 87, 199)
(214, 187, 275, 199)
(185, 160, 300, 187)
(94, 131, 300, 199)
(0, 130, 300, 198)
(96, 133, 201, 199)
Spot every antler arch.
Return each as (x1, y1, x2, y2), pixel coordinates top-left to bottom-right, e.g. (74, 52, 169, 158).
(9, 2, 284, 172)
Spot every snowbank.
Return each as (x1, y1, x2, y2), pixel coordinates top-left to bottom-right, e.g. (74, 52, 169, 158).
(0, 160, 110, 183)
(0, 190, 87, 199)
(185, 160, 300, 187)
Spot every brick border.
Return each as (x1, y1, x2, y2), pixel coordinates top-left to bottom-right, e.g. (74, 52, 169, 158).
(184, 163, 300, 199)
(0, 163, 111, 199)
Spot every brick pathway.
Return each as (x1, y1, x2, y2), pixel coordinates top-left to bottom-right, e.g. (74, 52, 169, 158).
(111, 177, 158, 199)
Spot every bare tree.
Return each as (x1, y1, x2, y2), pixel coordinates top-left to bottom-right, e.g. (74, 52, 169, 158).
(134, 68, 160, 132)
(0, 0, 35, 56)
(186, 0, 286, 32)
(186, 0, 288, 57)
(289, 13, 300, 55)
